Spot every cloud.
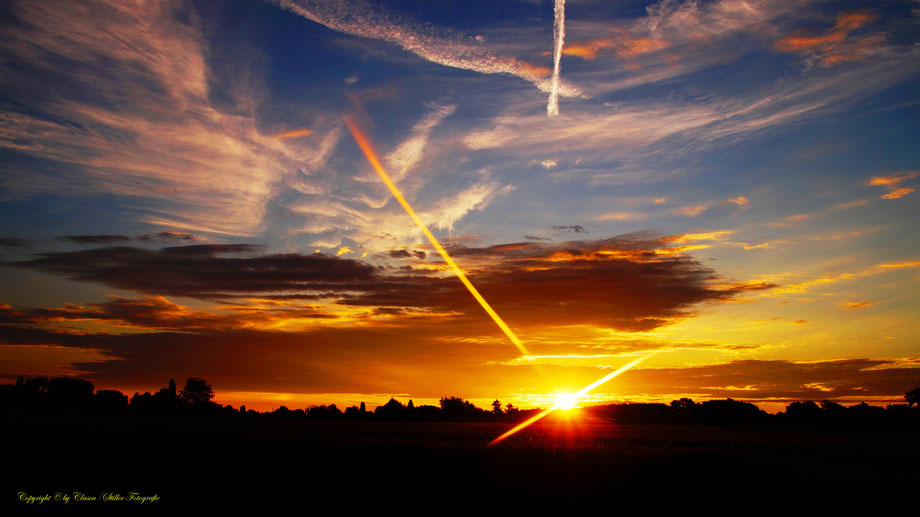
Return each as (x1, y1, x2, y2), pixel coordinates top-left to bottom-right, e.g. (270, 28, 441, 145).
(563, 31, 669, 61)
(271, 128, 313, 139)
(58, 232, 199, 245)
(13, 244, 379, 300)
(675, 205, 708, 217)
(423, 181, 512, 232)
(12, 235, 774, 332)
(551, 225, 587, 234)
(0, 295, 335, 333)
(58, 235, 132, 245)
(769, 258, 920, 295)
(664, 230, 733, 244)
(880, 187, 915, 200)
(138, 232, 198, 243)
(839, 300, 876, 310)
(868, 172, 919, 187)
(276, 0, 581, 97)
(0, 237, 35, 249)
(0, 0, 320, 236)
(599, 212, 647, 221)
(773, 11, 881, 67)
(621, 358, 920, 401)
(867, 171, 918, 200)
(384, 104, 456, 183)
(389, 249, 427, 260)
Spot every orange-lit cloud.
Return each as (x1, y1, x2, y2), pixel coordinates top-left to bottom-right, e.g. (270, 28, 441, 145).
(271, 128, 313, 139)
(599, 212, 646, 221)
(868, 172, 919, 187)
(742, 240, 791, 251)
(516, 62, 551, 79)
(868, 172, 918, 199)
(563, 39, 613, 60)
(664, 230, 733, 244)
(774, 11, 880, 67)
(880, 187, 915, 200)
(770, 258, 920, 295)
(675, 205, 708, 217)
(562, 31, 669, 61)
(839, 300, 876, 310)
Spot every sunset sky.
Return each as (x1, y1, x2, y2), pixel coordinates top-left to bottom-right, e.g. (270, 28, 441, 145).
(1, 0, 918, 412)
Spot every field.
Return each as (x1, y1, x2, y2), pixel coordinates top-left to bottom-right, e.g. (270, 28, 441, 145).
(4, 413, 919, 510)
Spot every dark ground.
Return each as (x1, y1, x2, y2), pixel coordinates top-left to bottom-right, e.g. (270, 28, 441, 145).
(4, 413, 918, 511)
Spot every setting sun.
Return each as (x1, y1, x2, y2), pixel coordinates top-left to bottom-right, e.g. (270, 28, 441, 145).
(555, 393, 578, 410)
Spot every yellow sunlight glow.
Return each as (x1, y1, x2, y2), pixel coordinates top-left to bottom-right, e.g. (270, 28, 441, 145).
(345, 116, 531, 357)
(489, 353, 654, 445)
(555, 392, 577, 410)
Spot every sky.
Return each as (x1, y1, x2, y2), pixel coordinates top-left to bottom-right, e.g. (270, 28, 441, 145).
(1, 0, 918, 412)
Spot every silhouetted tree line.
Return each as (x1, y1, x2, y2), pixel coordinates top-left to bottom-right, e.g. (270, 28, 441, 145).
(2, 375, 920, 428)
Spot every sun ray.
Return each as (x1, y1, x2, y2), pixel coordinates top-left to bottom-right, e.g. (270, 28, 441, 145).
(489, 353, 654, 445)
(345, 116, 531, 357)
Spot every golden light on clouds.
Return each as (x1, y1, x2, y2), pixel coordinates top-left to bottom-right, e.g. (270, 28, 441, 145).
(271, 128, 313, 139)
(880, 187, 915, 200)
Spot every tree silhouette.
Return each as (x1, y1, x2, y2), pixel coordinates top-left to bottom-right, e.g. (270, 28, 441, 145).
(179, 378, 214, 405)
(492, 399, 503, 415)
(906, 383, 920, 407)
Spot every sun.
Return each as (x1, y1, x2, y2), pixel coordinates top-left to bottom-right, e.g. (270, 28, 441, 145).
(554, 392, 578, 410)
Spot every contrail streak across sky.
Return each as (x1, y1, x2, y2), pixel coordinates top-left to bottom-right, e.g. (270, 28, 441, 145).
(547, 0, 566, 116)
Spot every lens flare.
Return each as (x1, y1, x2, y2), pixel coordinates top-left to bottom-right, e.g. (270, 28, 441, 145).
(489, 353, 654, 445)
(345, 116, 531, 357)
(345, 116, 655, 447)
(555, 392, 577, 410)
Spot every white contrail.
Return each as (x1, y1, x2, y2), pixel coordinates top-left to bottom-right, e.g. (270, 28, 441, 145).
(546, 0, 565, 117)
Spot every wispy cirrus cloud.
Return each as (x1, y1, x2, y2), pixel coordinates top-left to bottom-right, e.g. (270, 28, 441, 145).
(0, 0, 337, 237)
(384, 104, 457, 184)
(275, 0, 581, 98)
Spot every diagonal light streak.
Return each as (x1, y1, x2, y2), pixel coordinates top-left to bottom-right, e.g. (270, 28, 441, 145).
(345, 116, 531, 357)
(345, 115, 650, 447)
(489, 353, 653, 445)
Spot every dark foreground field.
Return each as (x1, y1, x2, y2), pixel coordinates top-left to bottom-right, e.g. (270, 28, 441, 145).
(4, 413, 919, 510)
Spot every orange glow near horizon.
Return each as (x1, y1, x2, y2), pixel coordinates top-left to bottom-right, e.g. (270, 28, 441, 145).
(490, 353, 654, 445)
(345, 116, 531, 357)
